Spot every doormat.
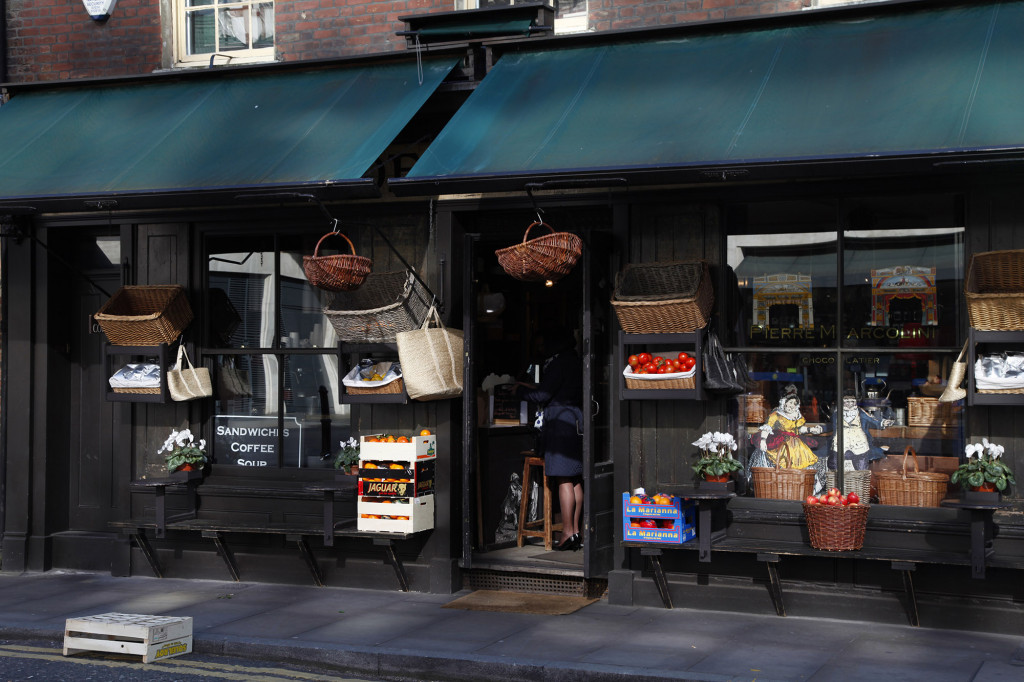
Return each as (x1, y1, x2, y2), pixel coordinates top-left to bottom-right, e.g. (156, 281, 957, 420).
(529, 551, 584, 566)
(442, 590, 596, 615)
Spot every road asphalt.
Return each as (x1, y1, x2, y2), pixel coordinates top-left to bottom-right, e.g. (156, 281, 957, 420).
(0, 570, 1022, 681)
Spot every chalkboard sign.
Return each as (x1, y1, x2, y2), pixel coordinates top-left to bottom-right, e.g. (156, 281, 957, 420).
(214, 415, 302, 467)
(490, 384, 524, 425)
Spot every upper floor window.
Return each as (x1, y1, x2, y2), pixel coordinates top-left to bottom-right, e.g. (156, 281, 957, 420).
(455, 0, 589, 35)
(176, 1, 275, 68)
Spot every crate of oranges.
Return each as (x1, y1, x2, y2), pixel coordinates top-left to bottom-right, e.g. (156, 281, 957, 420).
(358, 431, 436, 533)
(622, 490, 695, 544)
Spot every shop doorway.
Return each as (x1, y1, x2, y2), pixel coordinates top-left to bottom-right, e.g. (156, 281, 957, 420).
(460, 212, 614, 584)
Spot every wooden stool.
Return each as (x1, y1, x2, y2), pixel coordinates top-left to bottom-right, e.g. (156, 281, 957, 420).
(516, 453, 562, 550)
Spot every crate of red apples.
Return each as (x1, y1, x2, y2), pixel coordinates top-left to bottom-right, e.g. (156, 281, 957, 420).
(623, 351, 697, 390)
(802, 487, 870, 551)
(622, 490, 695, 544)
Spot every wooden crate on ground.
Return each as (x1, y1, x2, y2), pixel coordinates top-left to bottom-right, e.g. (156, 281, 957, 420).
(63, 613, 193, 663)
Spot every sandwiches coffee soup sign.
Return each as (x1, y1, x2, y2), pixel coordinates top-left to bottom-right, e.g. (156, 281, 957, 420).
(83, 0, 118, 21)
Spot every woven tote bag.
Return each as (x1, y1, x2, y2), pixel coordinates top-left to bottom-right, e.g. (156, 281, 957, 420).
(167, 345, 213, 402)
(396, 306, 464, 401)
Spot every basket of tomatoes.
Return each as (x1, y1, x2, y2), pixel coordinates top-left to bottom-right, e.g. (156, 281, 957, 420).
(803, 488, 869, 551)
(623, 351, 697, 389)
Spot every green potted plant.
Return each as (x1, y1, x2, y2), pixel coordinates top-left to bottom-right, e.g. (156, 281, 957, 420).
(334, 436, 360, 475)
(159, 428, 207, 474)
(951, 438, 1015, 495)
(692, 431, 742, 485)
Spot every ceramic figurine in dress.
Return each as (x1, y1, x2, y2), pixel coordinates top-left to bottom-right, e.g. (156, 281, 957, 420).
(756, 385, 823, 470)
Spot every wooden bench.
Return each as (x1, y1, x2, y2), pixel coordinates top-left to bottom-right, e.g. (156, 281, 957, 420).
(625, 504, 1024, 627)
(111, 478, 420, 591)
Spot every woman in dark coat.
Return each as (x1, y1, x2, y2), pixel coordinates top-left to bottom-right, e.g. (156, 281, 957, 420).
(517, 329, 584, 551)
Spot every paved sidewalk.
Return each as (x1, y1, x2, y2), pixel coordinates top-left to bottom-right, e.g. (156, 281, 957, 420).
(0, 570, 1022, 681)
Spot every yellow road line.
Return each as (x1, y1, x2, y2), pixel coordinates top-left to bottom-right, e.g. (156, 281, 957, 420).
(0, 644, 344, 680)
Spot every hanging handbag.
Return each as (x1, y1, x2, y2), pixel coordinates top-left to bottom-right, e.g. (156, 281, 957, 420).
(217, 358, 252, 400)
(396, 305, 464, 401)
(167, 344, 213, 401)
(938, 341, 968, 403)
(703, 330, 744, 395)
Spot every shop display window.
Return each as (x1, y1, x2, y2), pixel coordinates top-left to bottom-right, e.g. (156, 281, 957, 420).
(725, 195, 965, 503)
(206, 235, 350, 470)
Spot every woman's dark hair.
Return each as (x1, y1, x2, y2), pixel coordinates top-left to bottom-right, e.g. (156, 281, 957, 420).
(541, 327, 576, 356)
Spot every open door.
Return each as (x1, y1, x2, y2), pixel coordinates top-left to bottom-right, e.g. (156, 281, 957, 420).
(581, 227, 615, 579)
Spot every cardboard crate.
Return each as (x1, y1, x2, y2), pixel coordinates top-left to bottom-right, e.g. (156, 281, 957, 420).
(358, 494, 434, 533)
(64, 613, 192, 663)
(622, 493, 696, 544)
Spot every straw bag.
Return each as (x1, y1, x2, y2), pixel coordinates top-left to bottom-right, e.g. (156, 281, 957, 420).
(875, 446, 949, 507)
(751, 446, 816, 501)
(302, 231, 373, 292)
(167, 345, 213, 402)
(495, 222, 582, 283)
(396, 306, 464, 401)
(938, 341, 968, 403)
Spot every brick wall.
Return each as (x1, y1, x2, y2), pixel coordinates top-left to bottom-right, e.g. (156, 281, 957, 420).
(4, 0, 821, 83)
(5, 1, 161, 82)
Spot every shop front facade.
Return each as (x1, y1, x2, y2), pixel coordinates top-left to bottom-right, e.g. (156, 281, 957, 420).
(3, 0, 1024, 629)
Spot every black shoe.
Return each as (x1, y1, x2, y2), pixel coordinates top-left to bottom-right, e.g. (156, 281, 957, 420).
(554, 534, 579, 551)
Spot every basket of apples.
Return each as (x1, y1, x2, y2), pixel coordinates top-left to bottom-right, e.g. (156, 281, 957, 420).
(803, 488, 869, 551)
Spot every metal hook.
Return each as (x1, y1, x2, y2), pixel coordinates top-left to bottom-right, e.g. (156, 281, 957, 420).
(526, 184, 545, 225)
(330, 218, 340, 234)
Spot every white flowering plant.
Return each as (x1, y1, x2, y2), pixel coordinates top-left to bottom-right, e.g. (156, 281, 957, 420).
(334, 436, 360, 471)
(951, 438, 1015, 491)
(692, 431, 742, 478)
(159, 428, 207, 473)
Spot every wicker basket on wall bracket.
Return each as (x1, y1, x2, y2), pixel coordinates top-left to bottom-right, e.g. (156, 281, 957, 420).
(94, 285, 193, 346)
(495, 222, 583, 282)
(611, 260, 713, 333)
(302, 231, 373, 292)
(965, 249, 1024, 330)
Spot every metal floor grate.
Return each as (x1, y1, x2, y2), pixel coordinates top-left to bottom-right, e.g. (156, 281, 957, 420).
(464, 568, 607, 599)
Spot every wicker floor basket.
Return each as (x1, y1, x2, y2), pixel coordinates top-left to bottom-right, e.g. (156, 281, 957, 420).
(876, 446, 949, 507)
(611, 261, 713, 333)
(804, 503, 870, 551)
(966, 249, 1024, 330)
(324, 271, 430, 343)
(826, 469, 873, 500)
(751, 450, 816, 501)
(495, 222, 583, 283)
(94, 285, 193, 346)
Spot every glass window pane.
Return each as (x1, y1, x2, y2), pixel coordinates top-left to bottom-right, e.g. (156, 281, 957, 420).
(208, 239, 275, 349)
(842, 197, 965, 349)
(729, 232, 838, 348)
(255, 3, 275, 48)
(219, 6, 251, 51)
(186, 8, 216, 55)
(280, 248, 334, 350)
(212, 353, 350, 469)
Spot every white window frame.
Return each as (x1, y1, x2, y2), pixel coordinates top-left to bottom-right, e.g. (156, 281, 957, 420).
(174, 0, 276, 68)
(455, 0, 589, 35)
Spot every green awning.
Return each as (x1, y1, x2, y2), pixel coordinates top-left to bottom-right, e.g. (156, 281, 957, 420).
(392, 1, 1024, 194)
(0, 58, 456, 207)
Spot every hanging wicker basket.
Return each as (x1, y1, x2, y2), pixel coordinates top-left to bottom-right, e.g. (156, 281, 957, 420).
(495, 222, 582, 282)
(302, 231, 373, 292)
(323, 270, 431, 343)
(94, 285, 193, 346)
(875, 446, 949, 507)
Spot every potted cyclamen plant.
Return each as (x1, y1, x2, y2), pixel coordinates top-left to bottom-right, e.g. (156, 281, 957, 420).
(334, 437, 360, 476)
(692, 431, 742, 489)
(159, 428, 207, 475)
(951, 438, 1015, 499)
